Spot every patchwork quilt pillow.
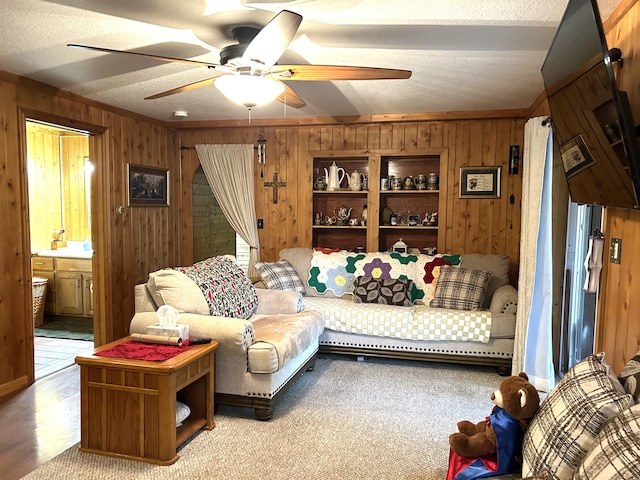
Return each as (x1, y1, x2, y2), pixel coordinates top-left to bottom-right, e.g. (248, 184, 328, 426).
(573, 403, 640, 480)
(430, 266, 491, 310)
(522, 352, 633, 479)
(352, 277, 413, 306)
(174, 256, 258, 319)
(255, 260, 306, 296)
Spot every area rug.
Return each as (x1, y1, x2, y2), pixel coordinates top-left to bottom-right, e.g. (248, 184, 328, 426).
(23, 355, 504, 480)
(35, 316, 94, 341)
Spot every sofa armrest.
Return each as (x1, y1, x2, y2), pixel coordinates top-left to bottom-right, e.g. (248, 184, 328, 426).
(255, 289, 302, 315)
(130, 311, 255, 353)
(489, 284, 518, 315)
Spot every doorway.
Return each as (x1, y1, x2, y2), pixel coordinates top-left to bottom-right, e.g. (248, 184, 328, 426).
(560, 203, 601, 374)
(26, 120, 95, 378)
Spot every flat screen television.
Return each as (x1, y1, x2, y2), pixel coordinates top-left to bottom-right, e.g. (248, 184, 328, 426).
(542, 0, 640, 209)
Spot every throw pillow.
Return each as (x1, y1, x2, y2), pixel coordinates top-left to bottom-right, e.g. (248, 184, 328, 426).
(174, 256, 258, 319)
(522, 352, 633, 479)
(148, 269, 211, 315)
(430, 266, 491, 310)
(255, 260, 306, 295)
(352, 277, 413, 306)
(573, 403, 640, 480)
(619, 351, 640, 403)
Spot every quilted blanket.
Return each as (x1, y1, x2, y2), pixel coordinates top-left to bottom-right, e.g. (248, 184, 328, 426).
(308, 249, 461, 303)
(304, 297, 492, 343)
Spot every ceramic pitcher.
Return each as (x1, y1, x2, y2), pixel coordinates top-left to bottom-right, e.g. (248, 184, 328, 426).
(324, 162, 346, 191)
(348, 170, 364, 191)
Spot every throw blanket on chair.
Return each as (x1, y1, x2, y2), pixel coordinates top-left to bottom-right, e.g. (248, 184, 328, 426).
(174, 256, 258, 319)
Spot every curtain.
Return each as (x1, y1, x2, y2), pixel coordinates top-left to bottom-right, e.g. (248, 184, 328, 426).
(512, 117, 555, 392)
(195, 144, 261, 278)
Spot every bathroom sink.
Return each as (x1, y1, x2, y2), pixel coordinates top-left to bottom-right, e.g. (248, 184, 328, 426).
(36, 248, 92, 259)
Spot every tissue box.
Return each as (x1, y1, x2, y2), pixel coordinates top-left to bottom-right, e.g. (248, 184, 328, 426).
(145, 324, 189, 340)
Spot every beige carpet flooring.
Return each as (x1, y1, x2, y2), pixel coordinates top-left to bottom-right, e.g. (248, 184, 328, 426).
(24, 354, 503, 479)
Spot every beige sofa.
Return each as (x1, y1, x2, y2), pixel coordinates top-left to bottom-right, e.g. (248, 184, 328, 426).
(129, 257, 324, 420)
(270, 248, 518, 372)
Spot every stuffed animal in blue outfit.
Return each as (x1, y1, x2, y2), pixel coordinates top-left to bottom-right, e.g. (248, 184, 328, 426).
(447, 372, 539, 479)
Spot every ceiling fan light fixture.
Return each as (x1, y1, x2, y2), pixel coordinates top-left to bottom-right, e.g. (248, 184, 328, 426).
(214, 75, 285, 109)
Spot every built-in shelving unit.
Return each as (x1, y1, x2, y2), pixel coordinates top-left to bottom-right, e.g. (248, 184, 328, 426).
(309, 149, 448, 253)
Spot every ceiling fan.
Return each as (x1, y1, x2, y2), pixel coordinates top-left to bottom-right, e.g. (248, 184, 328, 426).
(67, 10, 412, 110)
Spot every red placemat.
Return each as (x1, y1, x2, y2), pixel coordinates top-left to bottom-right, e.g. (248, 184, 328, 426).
(95, 340, 193, 361)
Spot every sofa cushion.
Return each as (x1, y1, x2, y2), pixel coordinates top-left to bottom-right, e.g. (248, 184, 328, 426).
(430, 266, 491, 310)
(174, 256, 258, 319)
(522, 352, 633, 479)
(619, 351, 640, 403)
(460, 254, 510, 309)
(255, 260, 306, 296)
(148, 269, 211, 315)
(248, 310, 324, 373)
(353, 277, 413, 306)
(573, 403, 640, 480)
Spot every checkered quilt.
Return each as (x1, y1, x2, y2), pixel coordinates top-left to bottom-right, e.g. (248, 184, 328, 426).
(304, 297, 492, 343)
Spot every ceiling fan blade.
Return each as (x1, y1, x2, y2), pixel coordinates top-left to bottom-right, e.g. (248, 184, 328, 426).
(276, 82, 306, 109)
(270, 64, 412, 81)
(67, 43, 221, 68)
(144, 77, 223, 100)
(241, 10, 302, 70)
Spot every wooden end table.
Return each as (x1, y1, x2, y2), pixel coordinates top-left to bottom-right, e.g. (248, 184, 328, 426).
(75, 336, 218, 465)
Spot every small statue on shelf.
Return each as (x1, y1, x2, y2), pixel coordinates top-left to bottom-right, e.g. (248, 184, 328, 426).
(382, 206, 393, 226)
(422, 212, 438, 226)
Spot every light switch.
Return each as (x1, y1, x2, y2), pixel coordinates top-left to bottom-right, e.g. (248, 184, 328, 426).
(610, 238, 622, 264)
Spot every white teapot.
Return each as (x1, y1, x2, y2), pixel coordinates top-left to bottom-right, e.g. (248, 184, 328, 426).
(324, 162, 345, 191)
(347, 170, 364, 191)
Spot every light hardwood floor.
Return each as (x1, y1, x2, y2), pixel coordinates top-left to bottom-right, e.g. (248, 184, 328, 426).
(0, 339, 92, 480)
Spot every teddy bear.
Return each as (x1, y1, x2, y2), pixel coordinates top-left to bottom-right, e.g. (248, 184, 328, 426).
(448, 372, 540, 459)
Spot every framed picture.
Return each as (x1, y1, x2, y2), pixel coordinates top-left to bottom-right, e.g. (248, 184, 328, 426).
(560, 135, 596, 178)
(459, 166, 501, 198)
(127, 164, 169, 206)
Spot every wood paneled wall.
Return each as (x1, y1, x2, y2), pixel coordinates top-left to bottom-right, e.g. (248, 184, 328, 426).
(597, 0, 640, 373)
(0, 73, 178, 398)
(177, 116, 525, 283)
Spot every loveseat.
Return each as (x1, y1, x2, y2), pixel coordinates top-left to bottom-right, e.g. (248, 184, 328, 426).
(484, 351, 640, 479)
(255, 248, 518, 372)
(129, 256, 324, 420)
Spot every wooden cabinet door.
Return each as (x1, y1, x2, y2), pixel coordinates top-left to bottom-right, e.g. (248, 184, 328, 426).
(83, 273, 93, 316)
(56, 271, 83, 315)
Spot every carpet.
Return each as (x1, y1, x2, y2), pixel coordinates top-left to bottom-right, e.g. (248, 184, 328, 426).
(23, 355, 503, 479)
(34, 316, 94, 341)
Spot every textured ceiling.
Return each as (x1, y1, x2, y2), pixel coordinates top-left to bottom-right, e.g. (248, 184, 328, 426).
(0, 0, 622, 122)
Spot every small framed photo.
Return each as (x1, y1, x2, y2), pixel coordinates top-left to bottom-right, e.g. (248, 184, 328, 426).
(127, 164, 169, 207)
(459, 166, 501, 198)
(560, 135, 596, 179)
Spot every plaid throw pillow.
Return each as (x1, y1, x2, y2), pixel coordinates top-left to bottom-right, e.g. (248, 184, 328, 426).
(429, 266, 491, 310)
(255, 260, 306, 296)
(573, 403, 640, 480)
(522, 352, 633, 479)
(352, 277, 413, 306)
(619, 351, 640, 403)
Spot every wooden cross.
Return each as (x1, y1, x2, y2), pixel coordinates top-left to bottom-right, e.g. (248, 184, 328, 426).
(264, 172, 287, 204)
